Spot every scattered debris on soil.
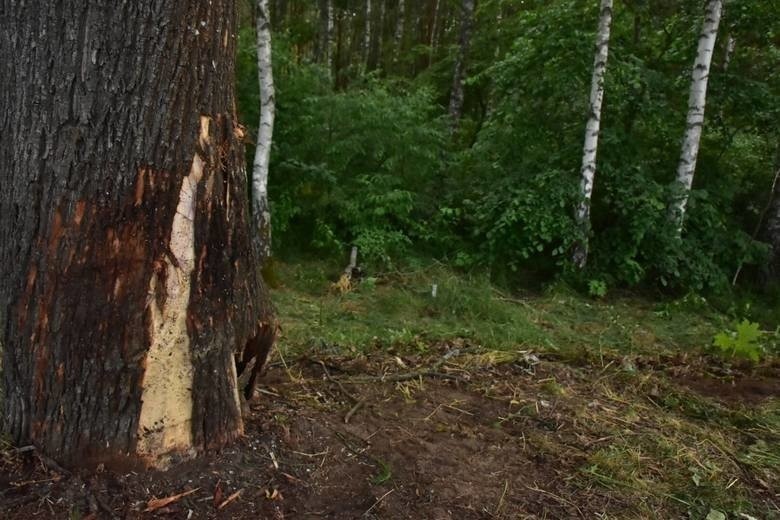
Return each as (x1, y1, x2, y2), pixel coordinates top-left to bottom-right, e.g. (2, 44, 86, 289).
(2, 342, 778, 519)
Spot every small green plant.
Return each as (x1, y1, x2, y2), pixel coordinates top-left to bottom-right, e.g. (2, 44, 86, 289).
(372, 459, 392, 485)
(712, 320, 763, 362)
(588, 279, 608, 299)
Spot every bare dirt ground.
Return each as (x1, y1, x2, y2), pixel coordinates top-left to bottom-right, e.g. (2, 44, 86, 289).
(2, 343, 779, 519)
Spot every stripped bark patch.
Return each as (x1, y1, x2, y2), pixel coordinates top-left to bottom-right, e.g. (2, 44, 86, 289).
(136, 150, 207, 463)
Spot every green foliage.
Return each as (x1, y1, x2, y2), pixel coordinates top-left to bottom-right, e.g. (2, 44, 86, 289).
(712, 320, 763, 362)
(236, 0, 780, 299)
(588, 279, 608, 299)
(237, 32, 447, 267)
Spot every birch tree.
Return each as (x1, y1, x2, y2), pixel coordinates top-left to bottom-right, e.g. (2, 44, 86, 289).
(394, 0, 406, 64)
(252, 0, 276, 263)
(364, 0, 373, 69)
(429, 0, 441, 64)
(670, 0, 723, 229)
(573, 0, 614, 269)
(318, 0, 335, 74)
(1, 0, 273, 468)
(374, 0, 387, 69)
(448, 0, 476, 132)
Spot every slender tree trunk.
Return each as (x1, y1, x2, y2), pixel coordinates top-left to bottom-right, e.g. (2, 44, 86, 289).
(318, 0, 334, 75)
(429, 0, 441, 64)
(272, 0, 287, 28)
(363, 0, 373, 70)
(670, 0, 723, 229)
(761, 144, 780, 281)
(573, 0, 614, 269)
(0, 0, 273, 469)
(335, 7, 345, 88)
(375, 0, 387, 69)
(252, 0, 276, 263)
(722, 34, 735, 71)
(448, 0, 476, 132)
(394, 0, 405, 65)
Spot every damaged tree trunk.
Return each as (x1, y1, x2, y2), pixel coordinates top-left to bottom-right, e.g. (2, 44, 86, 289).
(0, 1, 273, 469)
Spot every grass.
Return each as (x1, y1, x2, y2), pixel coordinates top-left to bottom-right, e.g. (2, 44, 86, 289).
(269, 259, 779, 518)
(271, 259, 726, 357)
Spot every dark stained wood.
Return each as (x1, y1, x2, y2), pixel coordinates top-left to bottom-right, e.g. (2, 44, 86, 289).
(0, 0, 274, 468)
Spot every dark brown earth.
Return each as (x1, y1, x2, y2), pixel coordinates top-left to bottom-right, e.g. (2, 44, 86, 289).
(2, 345, 778, 519)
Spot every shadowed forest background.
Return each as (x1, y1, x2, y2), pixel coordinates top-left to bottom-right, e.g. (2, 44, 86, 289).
(236, 0, 778, 313)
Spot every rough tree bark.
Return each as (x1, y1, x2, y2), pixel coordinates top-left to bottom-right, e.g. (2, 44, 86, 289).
(0, 0, 273, 469)
(670, 0, 722, 229)
(448, 0, 476, 132)
(573, 0, 614, 269)
(252, 0, 276, 263)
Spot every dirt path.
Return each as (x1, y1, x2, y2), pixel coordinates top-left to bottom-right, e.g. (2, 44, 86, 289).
(2, 345, 779, 519)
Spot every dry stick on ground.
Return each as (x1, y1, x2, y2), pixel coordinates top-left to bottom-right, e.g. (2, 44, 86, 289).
(364, 489, 395, 517)
(345, 347, 477, 384)
(314, 359, 368, 423)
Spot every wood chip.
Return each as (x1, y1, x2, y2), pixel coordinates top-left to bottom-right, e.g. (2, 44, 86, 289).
(144, 488, 199, 512)
(217, 489, 243, 510)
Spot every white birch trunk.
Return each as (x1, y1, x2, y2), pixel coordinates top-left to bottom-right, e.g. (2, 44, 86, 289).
(252, 0, 276, 263)
(429, 0, 441, 63)
(671, 0, 722, 229)
(363, 0, 372, 69)
(723, 34, 735, 71)
(327, 0, 335, 74)
(394, 0, 405, 63)
(573, 0, 613, 269)
(376, 0, 386, 68)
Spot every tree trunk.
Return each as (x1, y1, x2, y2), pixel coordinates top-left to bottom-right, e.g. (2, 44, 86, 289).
(272, 0, 288, 29)
(364, 0, 373, 70)
(722, 34, 735, 71)
(670, 0, 722, 229)
(573, 0, 614, 269)
(252, 0, 276, 264)
(762, 144, 780, 281)
(429, 0, 441, 65)
(0, 0, 273, 469)
(374, 0, 387, 70)
(393, 0, 405, 65)
(318, 0, 334, 75)
(448, 0, 476, 133)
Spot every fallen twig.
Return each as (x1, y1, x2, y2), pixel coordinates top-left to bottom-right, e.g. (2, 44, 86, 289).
(217, 489, 243, 510)
(349, 370, 466, 384)
(6, 445, 35, 455)
(347, 347, 481, 384)
(495, 479, 509, 515)
(363, 489, 395, 517)
(316, 360, 360, 403)
(144, 488, 199, 512)
(344, 398, 366, 424)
